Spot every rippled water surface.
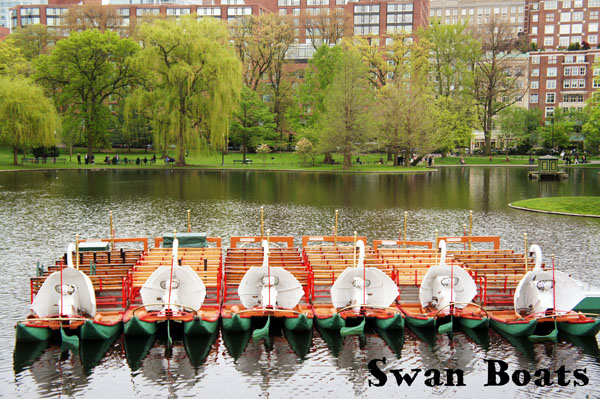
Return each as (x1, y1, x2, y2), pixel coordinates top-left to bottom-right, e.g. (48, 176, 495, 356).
(2, 167, 600, 398)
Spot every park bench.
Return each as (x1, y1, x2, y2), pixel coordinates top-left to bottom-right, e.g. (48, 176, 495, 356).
(233, 159, 252, 164)
(21, 158, 36, 164)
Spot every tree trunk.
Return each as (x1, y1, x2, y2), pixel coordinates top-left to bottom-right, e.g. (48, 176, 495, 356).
(342, 152, 352, 170)
(13, 147, 19, 165)
(323, 152, 333, 164)
(87, 106, 94, 159)
(242, 145, 247, 162)
(387, 146, 393, 161)
(176, 126, 185, 166)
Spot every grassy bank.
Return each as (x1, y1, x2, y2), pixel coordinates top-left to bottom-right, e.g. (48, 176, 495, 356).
(512, 197, 600, 216)
(0, 147, 429, 172)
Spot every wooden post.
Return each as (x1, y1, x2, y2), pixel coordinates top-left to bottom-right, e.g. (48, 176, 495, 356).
(75, 234, 80, 270)
(524, 233, 528, 273)
(187, 209, 191, 233)
(261, 207, 264, 238)
(334, 210, 338, 245)
(403, 211, 408, 247)
(353, 231, 357, 267)
(109, 211, 115, 249)
(469, 210, 473, 250)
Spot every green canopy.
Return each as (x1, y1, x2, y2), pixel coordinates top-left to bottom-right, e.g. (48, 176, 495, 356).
(163, 232, 207, 248)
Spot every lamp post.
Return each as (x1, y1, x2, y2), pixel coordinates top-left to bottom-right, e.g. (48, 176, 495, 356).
(221, 133, 225, 166)
(551, 113, 555, 151)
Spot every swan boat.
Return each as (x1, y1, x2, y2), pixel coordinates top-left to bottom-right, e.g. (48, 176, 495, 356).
(221, 238, 313, 339)
(307, 237, 403, 336)
(398, 240, 486, 334)
(511, 245, 600, 339)
(123, 236, 220, 340)
(16, 243, 122, 345)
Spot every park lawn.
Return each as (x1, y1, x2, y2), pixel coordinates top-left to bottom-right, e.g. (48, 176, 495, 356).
(0, 147, 428, 172)
(433, 155, 531, 165)
(512, 197, 600, 216)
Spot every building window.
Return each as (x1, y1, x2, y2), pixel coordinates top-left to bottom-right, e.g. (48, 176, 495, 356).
(532, 68, 540, 76)
(594, 79, 600, 88)
(580, 66, 586, 75)
(546, 80, 556, 89)
(548, 55, 557, 64)
(590, 23, 599, 33)
(544, 37, 554, 46)
(531, 80, 539, 89)
(563, 0, 571, 6)
(590, 35, 599, 44)
(559, 36, 570, 47)
(546, 13, 555, 22)
(544, 25, 555, 34)
(576, 54, 586, 63)
(531, 55, 540, 64)
(560, 25, 571, 34)
(574, 0, 582, 7)
(565, 55, 575, 63)
(544, 1, 557, 10)
(547, 67, 557, 77)
(573, 11, 583, 21)
(564, 79, 571, 88)
(532, 14, 538, 22)
(591, 0, 600, 7)
(278, 0, 300, 5)
(560, 12, 571, 22)
(532, 26, 538, 34)
(530, 94, 539, 103)
(545, 107, 555, 117)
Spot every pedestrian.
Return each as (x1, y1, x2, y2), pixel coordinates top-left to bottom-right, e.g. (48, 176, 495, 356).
(489, 155, 493, 162)
(85, 154, 89, 165)
(77, 153, 81, 164)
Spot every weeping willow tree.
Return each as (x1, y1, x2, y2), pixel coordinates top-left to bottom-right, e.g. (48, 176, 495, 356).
(127, 16, 241, 166)
(0, 77, 58, 164)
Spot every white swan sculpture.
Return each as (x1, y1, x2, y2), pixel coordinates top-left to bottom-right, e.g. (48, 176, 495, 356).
(140, 237, 207, 312)
(419, 240, 477, 311)
(238, 240, 303, 309)
(330, 240, 399, 309)
(514, 244, 584, 316)
(31, 243, 96, 318)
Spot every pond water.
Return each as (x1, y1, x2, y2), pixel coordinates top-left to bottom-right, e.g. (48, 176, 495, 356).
(1, 167, 600, 398)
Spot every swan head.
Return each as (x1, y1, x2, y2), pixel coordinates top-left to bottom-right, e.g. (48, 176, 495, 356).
(356, 239, 365, 268)
(172, 238, 179, 267)
(438, 239, 447, 267)
(262, 239, 269, 267)
(529, 244, 542, 271)
(66, 243, 75, 268)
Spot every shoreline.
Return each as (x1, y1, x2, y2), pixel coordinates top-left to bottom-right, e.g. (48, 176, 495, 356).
(508, 203, 600, 218)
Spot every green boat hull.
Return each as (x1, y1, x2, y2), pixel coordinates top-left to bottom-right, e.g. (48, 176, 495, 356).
(284, 328, 313, 359)
(15, 324, 54, 343)
(183, 317, 219, 336)
(283, 314, 313, 332)
(574, 296, 600, 313)
(458, 316, 489, 330)
(221, 329, 252, 360)
(490, 318, 537, 337)
(404, 315, 436, 330)
(314, 313, 345, 330)
(124, 316, 158, 336)
(80, 320, 122, 341)
(557, 318, 600, 337)
(221, 314, 252, 333)
(374, 314, 404, 331)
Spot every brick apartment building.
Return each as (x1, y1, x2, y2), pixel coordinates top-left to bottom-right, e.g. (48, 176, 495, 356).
(524, 0, 600, 121)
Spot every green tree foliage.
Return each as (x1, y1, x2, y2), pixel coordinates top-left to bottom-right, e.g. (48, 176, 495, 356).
(498, 106, 542, 150)
(0, 77, 58, 164)
(318, 48, 375, 169)
(128, 16, 241, 166)
(583, 105, 600, 154)
(378, 41, 438, 166)
(230, 86, 276, 162)
(5, 24, 54, 62)
(470, 18, 527, 155)
(35, 29, 140, 158)
(537, 109, 587, 150)
(0, 40, 30, 77)
(295, 137, 315, 165)
(422, 22, 479, 152)
(256, 143, 271, 165)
